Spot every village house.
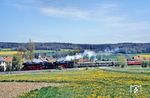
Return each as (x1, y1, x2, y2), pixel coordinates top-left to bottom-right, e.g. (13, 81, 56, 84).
(0, 57, 7, 71)
(133, 55, 150, 61)
(0, 56, 13, 71)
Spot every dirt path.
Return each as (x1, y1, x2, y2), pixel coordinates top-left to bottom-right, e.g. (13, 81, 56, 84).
(0, 82, 66, 98)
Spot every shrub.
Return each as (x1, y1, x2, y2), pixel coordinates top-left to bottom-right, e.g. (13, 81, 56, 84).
(57, 66, 63, 70)
(142, 60, 150, 67)
(85, 67, 89, 70)
(116, 55, 127, 68)
(0, 66, 4, 71)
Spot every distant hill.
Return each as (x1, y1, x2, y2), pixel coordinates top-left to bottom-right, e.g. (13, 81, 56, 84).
(0, 42, 150, 54)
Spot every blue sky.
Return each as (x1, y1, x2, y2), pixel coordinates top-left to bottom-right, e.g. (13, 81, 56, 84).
(0, 0, 150, 44)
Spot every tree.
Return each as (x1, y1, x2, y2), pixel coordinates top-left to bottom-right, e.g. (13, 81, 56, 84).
(90, 56, 96, 61)
(18, 48, 27, 64)
(12, 54, 22, 71)
(142, 60, 150, 68)
(83, 55, 89, 60)
(27, 39, 35, 61)
(116, 54, 127, 68)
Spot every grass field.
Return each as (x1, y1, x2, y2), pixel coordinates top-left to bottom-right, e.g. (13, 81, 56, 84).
(0, 67, 150, 98)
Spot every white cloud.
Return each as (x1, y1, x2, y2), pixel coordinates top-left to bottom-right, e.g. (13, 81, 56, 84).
(40, 6, 90, 19)
(39, 3, 150, 39)
(39, 3, 120, 21)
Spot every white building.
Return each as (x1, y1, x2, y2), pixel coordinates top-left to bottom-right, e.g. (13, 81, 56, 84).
(0, 58, 7, 71)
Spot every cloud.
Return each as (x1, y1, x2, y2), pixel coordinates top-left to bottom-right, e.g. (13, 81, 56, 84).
(2, 0, 123, 21)
(36, 2, 150, 40)
(40, 6, 90, 20)
(43, 4, 122, 22)
(39, 3, 121, 20)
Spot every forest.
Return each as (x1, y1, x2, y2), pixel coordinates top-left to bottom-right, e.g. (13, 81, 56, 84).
(0, 42, 150, 54)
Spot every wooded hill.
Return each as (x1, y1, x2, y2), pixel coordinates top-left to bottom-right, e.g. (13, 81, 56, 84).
(0, 42, 150, 54)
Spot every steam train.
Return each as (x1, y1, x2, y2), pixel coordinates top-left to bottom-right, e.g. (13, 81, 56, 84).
(22, 60, 142, 70)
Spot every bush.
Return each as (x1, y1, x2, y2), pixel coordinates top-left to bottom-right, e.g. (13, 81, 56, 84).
(115, 61, 127, 68)
(12, 54, 22, 71)
(120, 64, 125, 68)
(57, 66, 63, 70)
(85, 67, 89, 70)
(142, 60, 150, 67)
(116, 55, 127, 68)
(0, 66, 4, 71)
(6, 65, 12, 71)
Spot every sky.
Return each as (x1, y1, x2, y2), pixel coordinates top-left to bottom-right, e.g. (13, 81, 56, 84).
(0, 0, 150, 44)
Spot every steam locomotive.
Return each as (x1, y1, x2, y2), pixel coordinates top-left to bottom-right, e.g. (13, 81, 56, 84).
(22, 62, 56, 70)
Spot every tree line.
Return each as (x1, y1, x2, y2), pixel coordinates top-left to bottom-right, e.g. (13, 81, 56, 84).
(0, 42, 150, 53)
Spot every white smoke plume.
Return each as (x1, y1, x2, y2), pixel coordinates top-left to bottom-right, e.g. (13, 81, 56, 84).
(83, 50, 96, 58)
(57, 50, 97, 61)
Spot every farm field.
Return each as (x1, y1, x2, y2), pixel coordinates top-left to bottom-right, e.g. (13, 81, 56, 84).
(0, 51, 18, 55)
(0, 67, 150, 98)
(0, 82, 65, 98)
(0, 50, 54, 56)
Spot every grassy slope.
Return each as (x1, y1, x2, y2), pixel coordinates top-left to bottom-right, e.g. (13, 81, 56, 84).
(0, 68, 150, 98)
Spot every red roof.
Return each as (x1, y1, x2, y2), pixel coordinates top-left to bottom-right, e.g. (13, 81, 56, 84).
(3, 57, 13, 62)
(78, 58, 92, 62)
